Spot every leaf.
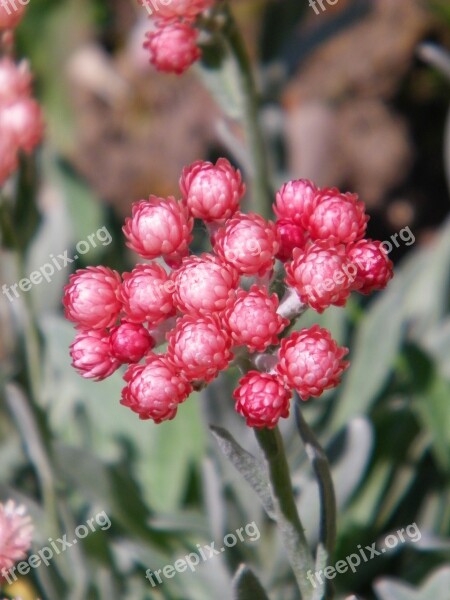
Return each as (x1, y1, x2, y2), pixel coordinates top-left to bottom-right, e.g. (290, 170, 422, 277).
(232, 564, 271, 600)
(210, 425, 275, 519)
(374, 566, 450, 600)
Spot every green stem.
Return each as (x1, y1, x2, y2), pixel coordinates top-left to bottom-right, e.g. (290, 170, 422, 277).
(254, 427, 315, 600)
(294, 400, 337, 600)
(221, 4, 272, 218)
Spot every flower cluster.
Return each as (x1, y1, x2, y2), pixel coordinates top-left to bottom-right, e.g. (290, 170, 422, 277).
(0, 13, 44, 186)
(63, 160, 393, 429)
(0, 500, 33, 578)
(141, 0, 213, 74)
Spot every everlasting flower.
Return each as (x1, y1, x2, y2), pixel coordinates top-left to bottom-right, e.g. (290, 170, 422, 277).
(63, 267, 122, 329)
(123, 196, 193, 265)
(214, 212, 280, 276)
(274, 179, 319, 226)
(70, 329, 121, 381)
(234, 371, 292, 428)
(275, 218, 307, 262)
(172, 253, 239, 316)
(225, 285, 288, 352)
(144, 23, 201, 75)
(167, 314, 233, 382)
(121, 355, 192, 423)
(110, 322, 154, 363)
(348, 239, 394, 294)
(277, 325, 349, 400)
(285, 242, 354, 313)
(180, 158, 245, 222)
(0, 1, 27, 31)
(0, 98, 44, 154)
(119, 263, 175, 325)
(306, 188, 368, 244)
(0, 58, 32, 106)
(0, 500, 33, 576)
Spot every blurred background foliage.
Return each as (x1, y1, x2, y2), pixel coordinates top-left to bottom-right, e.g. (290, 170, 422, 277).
(1, 0, 450, 599)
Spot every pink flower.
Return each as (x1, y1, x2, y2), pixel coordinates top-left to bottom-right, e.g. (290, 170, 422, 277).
(172, 253, 239, 316)
(180, 158, 245, 222)
(123, 196, 193, 265)
(0, 98, 44, 154)
(234, 371, 292, 428)
(213, 212, 280, 276)
(0, 128, 18, 186)
(0, 1, 27, 31)
(285, 242, 354, 313)
(277, 325, 349, 400)
(348, 239, 394, 294)
(119, 263, 175, 325)
(0, 58, 32, 106)
(142, 0, 213, 22)
(70, 329, 121, 381)
(224, 285, 288, 352)
(0, 500, 33, 576)
(144, 23, 201, 75)
(306, 188, 368, 244)
(167, 314, 233, 382)
(121, 354, 192, 423)
(110, 321, 154, 363)
(275, 218, 307, 262)
(63, 267, 122, 329)
(273, 179, 319, 226)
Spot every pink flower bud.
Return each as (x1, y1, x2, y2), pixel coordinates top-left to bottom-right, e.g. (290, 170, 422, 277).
(348, 239, 394, 294)
(0, 58, 32, 106)
(172, 253, 239, 316)
(234, 371, 292, 429)
(119, 263, 175, 325)
(63, 267, 122, 329)
(213, 212, 280, 276)
(123, 196, 193, 264)
(180, 158, 245, 222)
(224, 285, 288, 353)
(274, 179, 319, 226)
(277, 325, 349, 400)
(0, 500, 33, 576)
(275, 218, 307, 262)
(70, 329, 121, 381)
(167, 314, 233, 383)
(110, 321, 154, 363)
(0, 1, 27, 31)
(121, 354, 192, 423)
(144, 23, 201, 75)
(0, 98, 44, 153)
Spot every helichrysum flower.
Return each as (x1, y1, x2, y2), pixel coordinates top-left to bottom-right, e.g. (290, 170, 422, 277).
(275, 218, 307, 262)
(0, 1, 27, 30)
(234, 371, 292, 428)
(0, 500, 33, 576)
(348, 239, 394, 294)
(70, 329, 121, 381)
(276, 325, 349, 400)
(180, 158, 246, 222)
(144, 23, 201, 74)
(110, 322, 154, 363)
(273, 179, 318, 227)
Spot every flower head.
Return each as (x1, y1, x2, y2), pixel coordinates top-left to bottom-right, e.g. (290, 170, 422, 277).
(0, 1, 27, 31)
(0, 500, 33, 576)
(70, 329, 121, 381)
(285, 242, 354, 313)
(123, 196, 193, 265)
(277, 325, 349, 400)
(121, 354, 192, 423)
(0, 98, 44, 154)
(0, 58, 32, 106)
(110, 321, 154, 363)
(167, 314, 233, 382)
(180, 158, 245, 222)
(213, 212, 279, 276)
(274, 179, 319, 226)
(144, 23, 201, 74)
(172, 253, 239, 316)
(63, 267, 122, 329)
(119, 263, 175, 325)
(225, 285, 288, 352)
(348, 239, 394, 294)
(306, 188, 368, 244)
(275, 218, 307, 262)
(234, 371, 292, 428)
